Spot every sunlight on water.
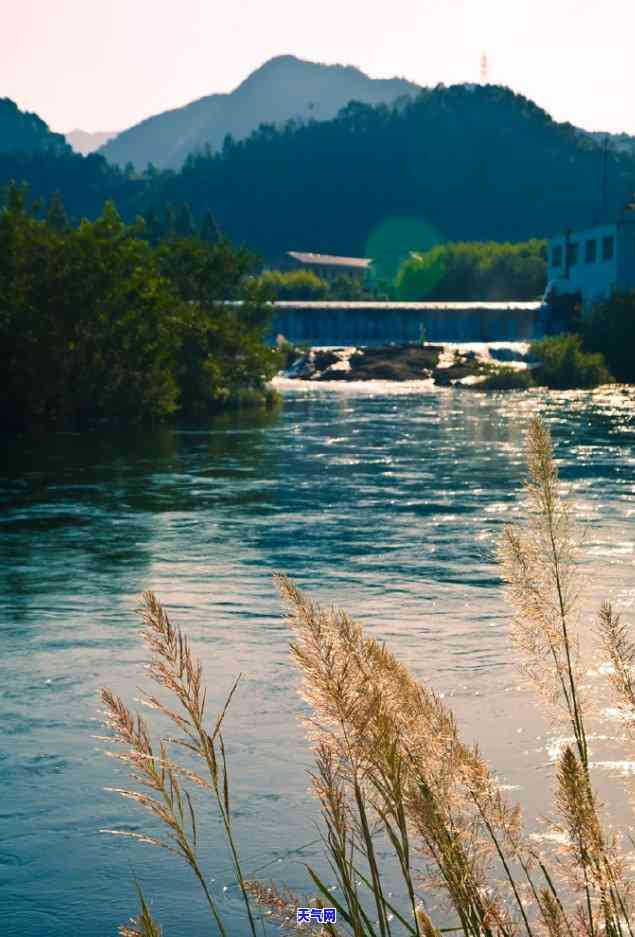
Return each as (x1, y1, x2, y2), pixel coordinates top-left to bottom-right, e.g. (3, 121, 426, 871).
(1, 385, 635, 935)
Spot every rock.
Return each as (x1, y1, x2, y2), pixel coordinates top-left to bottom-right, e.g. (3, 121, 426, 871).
(282, 343, 532, 387)
(488, 345, 530, 363)
(285, 353, 315, 378)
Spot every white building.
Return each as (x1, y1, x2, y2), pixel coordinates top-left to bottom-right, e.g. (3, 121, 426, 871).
(547, 211, 635, 311)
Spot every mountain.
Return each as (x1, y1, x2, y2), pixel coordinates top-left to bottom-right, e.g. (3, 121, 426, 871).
(0, 99, 139, 220)
(581, 130, 635, 156)
(0, 98, 71, 155)
(65, 129, 118, 155)
(98, 54, 419, 170)
(3, 84, 635, 269)
(147, 83, 635, 265)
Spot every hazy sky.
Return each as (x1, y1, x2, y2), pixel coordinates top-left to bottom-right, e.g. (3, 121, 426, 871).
(1, 0, 633, 135)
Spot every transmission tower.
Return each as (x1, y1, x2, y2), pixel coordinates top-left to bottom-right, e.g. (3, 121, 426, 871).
(480, 52, 489, 84)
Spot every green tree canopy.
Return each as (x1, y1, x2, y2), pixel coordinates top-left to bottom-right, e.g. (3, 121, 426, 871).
(395, 240, 547, 301)
(0, 197, 279, 430)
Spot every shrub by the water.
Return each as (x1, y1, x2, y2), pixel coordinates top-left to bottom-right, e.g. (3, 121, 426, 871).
(530, 332, 612, 388)
(480, 367, 533, 390)
(0, 186, 279, 430)
(256, 269, 329, 300)
(100, 418, 635, 937)
(255, 268, 372, 301)
(583, 291, 635, 383)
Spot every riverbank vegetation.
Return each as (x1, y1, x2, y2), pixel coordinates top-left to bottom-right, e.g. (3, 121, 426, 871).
(0, 186, 279, 431)
(255, 268, 373, 301)
(395, 240, 547, 301)
(583, 292, 635, 384)
(530, 333, 612, 389)
(100, 417, 635, 937)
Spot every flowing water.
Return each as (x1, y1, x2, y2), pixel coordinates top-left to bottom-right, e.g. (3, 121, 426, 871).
(2, 380, 635, 936)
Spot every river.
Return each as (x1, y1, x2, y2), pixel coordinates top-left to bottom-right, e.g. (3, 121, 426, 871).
(2, 382, 635, 936)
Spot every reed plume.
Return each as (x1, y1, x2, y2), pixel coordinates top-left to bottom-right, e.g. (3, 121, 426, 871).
(498, 417, 587, 764)
(597, 603, 635, 730)
(118, 887, 164, 937)
(99, 592, 257, 937)
(98, 416, 635, 937)
(277, 574, 528, 937)
(500, 417, 633, 937)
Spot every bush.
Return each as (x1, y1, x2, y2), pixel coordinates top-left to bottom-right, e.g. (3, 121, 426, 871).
(530, 333, 612, 388)
(583, 291, 635, 383)
(256, 269, 329, 300)
(480, 367, 533, 390)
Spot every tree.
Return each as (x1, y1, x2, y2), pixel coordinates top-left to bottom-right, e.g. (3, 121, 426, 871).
(583, 291, 635, 382)
(0, 200, 277, 430)
(143, 205, 164, 244)
(255, 269, 329, 300)
(173, 203, 195, 239)
(395, 240, 547, 301)
(200, 210, 221, 244)
(46, 192, 69, 232)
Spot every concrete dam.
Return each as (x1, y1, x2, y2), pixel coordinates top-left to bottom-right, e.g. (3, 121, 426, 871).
(269, 301, 547, 346)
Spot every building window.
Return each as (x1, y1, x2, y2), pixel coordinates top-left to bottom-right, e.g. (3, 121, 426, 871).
(602, 235, 614, 260)
(551, 244, 563, 267)
(567, 242, 579, 266)
(585, 239, 597, 263)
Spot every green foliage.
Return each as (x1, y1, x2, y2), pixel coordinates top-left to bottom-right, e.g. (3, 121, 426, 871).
(200, 210, 221, 244)
(329, 272, 370, 300)
(0, 188, 279, 430)
(150, 85, 635, 263)
(530, 333, 612, 389)
(583, 291, 635, 383)
(3, 85, 635, 266)
(395, 240, 547, 300)
(480, 367, 533, 390)
(46, 191, 69, 232)
(256, 269, 329, 300)
(255, 269, 373, 301)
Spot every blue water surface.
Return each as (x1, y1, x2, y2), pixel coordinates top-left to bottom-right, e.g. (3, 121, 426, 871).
(2, 384, 635, 936)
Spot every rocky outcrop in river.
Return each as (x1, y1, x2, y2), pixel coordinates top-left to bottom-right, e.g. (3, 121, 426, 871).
(284, 343, 533, 387)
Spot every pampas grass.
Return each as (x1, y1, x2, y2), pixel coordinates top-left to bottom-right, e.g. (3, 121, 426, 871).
(99, 416, 635, 937)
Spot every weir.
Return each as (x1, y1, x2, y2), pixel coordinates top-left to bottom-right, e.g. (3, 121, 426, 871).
(269, 301, 547, 345)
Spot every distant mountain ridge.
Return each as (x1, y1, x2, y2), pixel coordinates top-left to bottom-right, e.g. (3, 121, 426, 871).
(2, 82, 635, 269)
(65, 129, 118, 155)
(98, 55, 420, 170)
(149, 82, 635, 262)
(0, 98, 71, 156)
(580, 130, 635, 155)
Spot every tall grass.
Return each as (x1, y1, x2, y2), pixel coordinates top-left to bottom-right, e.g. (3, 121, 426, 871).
(99, 417, 635, 936)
